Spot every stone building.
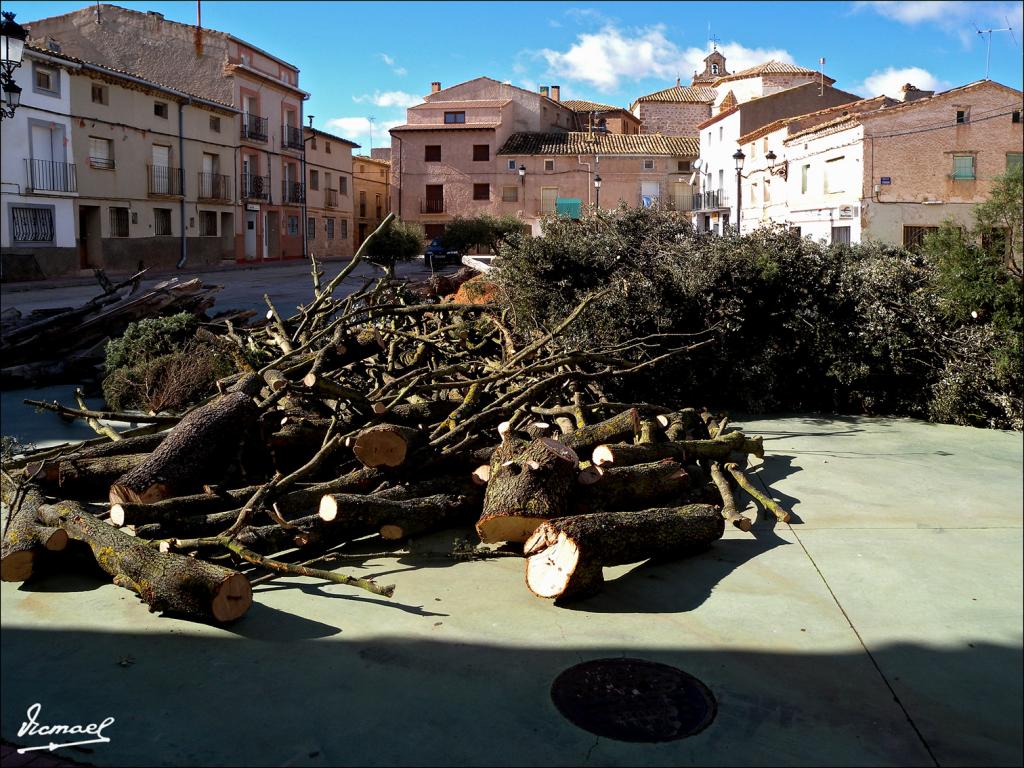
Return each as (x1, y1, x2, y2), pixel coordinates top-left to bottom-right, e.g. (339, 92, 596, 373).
(304, 127, 358, 260)
(561, 99, 641, 134)
(352, 155, 391, 247)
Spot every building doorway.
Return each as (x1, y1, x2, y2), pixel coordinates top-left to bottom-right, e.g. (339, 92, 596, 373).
(78, 205, 101, 268)
(244, 211, 258, 260)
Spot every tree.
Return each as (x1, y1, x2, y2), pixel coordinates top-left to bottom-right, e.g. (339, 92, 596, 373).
(973, 164, 1023, 279)
(363, 219, 425, 276)
(442, 214, 524, 254)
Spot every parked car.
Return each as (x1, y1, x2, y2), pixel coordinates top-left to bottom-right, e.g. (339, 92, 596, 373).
(424, 238, 461, 269)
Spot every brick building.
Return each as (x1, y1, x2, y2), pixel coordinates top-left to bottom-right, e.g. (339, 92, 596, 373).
(304, 127, 358, 260)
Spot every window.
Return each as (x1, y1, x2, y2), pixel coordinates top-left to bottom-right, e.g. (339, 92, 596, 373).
(310, 169, 319, 190)
(91, 83, 107, 104)
(326, 141, 332, 154)
(89, 137, 114, 169)
(763, 180, 771, 203)
(831, 226, 851, 245)
(339, 177, 348, 195)
(750, 183, 759, 205)
(643, 159, 655, 170)
(307, 217, 316, 239)
(154, 208, 172, 236)
(952, 154, 975, 180)
(11, 207, 55, 242)
(507, 159, 517, 171)
(473, 183, 490, 200)
(718, 126, 723, 141)
(1013, 110, 1021, 124)
(33, 64, 57, 94)
(502, 186, 518, 202)
(824, 157, 844, 193)
(444, 111, 466, 124)
(376, 194, 383, 218)
(711, 63, 719, 74)
(154, 101, 168, 119)
(210, 115, 221, 132)
(110, 207, 129, 237)
(425, 145, 441, 162)
(1006, 153, 1023, 172)
(677, 160, 691, 172)
(326, 218, 335, 240)
(544, 159, 555, 171)
(310, 137, 317, 150)
(340, 219, 348, 239)
(801, 164, 810, 194)
(903, 225, 939, 249)
(287, 215, 299, 236)
(956, 109, 969, 124)
(199, 211, 217, 237)
(707, 131, 711, 145)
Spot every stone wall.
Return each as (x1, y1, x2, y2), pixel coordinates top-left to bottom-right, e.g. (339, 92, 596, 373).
(637, 102, 710, 136)
(1, 248, 79, 281)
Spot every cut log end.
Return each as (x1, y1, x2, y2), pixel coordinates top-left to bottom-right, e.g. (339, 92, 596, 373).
(525, 531, 580, 598)
(591, 445, 615, 466)
(351, 425, 415, 468)
(476, 514, 548, 544)
(471, 465, 491, 485)
(211, 573, 253, 623)
(109, 503, 127, 527)
(538, 437, 579, 466)
(577, 466, 604, 485)
(0, 550, 35, 582)
(379, 524, 403, 540)
(318, 494, 339, 522)
(42, 527, 69, 551)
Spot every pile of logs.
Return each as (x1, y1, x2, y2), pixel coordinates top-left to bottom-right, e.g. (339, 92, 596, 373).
(1, 216, 791, 620)
(1, 271, 229, 387)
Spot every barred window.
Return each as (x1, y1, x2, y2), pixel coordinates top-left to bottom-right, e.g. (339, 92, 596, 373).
(326, 218, 335, 240)
(502, 186, 518, 202)
(287, 215, 299, 236)
(339, 176, 348, 195)
(110, 207, 129, 237)
(952, 155, 975, 180)
(340, 219, 348, 239)
(903, 225, 939, 250)
(307, 217, 316, 239)
(11, 207, 55, 242)
(154, 208, 172, 236)
(199, 210, 217, 237)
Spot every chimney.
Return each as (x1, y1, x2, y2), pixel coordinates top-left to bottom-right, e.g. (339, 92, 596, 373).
(540, 86, 549, 97)
(676, 77, 681, 87)
(431, 81, 441, 94)
(900, 83, 933, 102)
(551, 85, 561, 102)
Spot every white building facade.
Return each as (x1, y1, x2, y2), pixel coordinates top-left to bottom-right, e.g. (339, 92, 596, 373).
(1, 47, 79, 279)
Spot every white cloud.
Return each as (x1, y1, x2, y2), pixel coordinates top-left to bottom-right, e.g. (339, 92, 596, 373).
(853, 66, 952, 97)
(855, 1, 1024, 48)
(377, 53, 407, 77)
(538, 23, 796, 92)
(353, 90, 422, 108)
(323, 117, 402, 147)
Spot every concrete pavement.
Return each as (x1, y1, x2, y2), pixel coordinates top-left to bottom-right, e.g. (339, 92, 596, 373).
(1, 415, 1021, 766)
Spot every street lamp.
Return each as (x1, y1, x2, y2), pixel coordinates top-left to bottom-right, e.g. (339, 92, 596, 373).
(733, 149, 745, 235)
(518, 162, 526, 186)
(1, 11, 28, 120)
(593, 173, 602, 209)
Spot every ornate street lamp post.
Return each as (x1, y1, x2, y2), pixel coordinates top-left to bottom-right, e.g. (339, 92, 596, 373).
(1, 12, 28, 120)
(593, 173, 601, 210)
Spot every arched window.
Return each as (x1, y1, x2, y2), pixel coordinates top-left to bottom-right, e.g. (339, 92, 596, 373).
(711, 63, 719, 74)
(597, 118, 607, 131)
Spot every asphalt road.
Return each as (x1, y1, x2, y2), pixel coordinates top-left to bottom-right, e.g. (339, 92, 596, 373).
(0, 256, 460, 319)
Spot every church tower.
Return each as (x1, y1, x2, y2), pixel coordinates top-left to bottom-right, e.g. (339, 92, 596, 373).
(692, 49, 728, 85)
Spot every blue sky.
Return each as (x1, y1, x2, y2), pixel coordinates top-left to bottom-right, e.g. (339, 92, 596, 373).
(6, 0, 1023, 148)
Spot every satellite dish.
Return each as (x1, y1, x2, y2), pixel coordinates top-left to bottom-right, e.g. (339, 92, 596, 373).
(692, 158, 704, 171)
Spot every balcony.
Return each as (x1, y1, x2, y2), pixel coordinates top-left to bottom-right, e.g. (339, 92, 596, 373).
(88, 157, 115, 170)
(198, 172, 232, 202)
(420, 199, 445, 214)
(241, 113, 269, 142)
(27, 159, 77, 193)
(242, 173, 270, 201)
(147, 165, 183, 197)
(665, 194, 695, 213)
(692, 189, 729, 211)
(282, 181, 306, 205)
(325, 188, 338, 208)
(283, 124, 303, 150)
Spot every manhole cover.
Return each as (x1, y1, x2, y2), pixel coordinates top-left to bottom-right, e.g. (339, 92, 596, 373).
(550, 658, 716, 742)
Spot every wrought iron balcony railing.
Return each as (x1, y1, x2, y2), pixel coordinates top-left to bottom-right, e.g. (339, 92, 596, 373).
(27, 159, 77, 193)
(147, 165, 183, 196)
(241, 113, 269, 142)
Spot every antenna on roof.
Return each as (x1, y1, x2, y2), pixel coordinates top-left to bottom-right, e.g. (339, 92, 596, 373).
(818, 57, 826, 96)
(368, 116, 376, 153)
(974, 20, 1014, 80)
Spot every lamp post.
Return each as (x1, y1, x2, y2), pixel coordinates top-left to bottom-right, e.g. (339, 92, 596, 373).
(518, 163, 526, 185)
(1, 11, 28, 120)
(732, 149, 745, 235)
(593, 173, 601, 210)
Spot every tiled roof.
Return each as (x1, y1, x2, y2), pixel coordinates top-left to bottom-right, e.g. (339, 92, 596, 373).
(425, 76, 571, 110)
(783, 114, 860, 143)
(497, 132, 699, 156)
(390, 123, 500, 132)
(354, 154, 390, 165)
(411, 99, 511, 109)
(718, 90, 738, 111)
(561, 99, 626, 112)
(713, 60, 834, 85)
(631, 85, 717, 106)
(738, 96, 894, 144)
(305, 126, 361, 147)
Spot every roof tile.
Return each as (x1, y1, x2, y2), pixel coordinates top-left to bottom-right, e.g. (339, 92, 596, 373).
(497, 132, 699, 156)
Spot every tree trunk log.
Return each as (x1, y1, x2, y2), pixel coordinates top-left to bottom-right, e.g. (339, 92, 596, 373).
(559, 408, 640, 453)
(351, 423, 421, 468)
(1, 477, 68, 582)
(477, 437, 579, 543)
(38, 500, 251, 622)
(50, 454, 150, 496)
(709, 462, 752, 532)
(574, 459, 690, 514)
(591, 431, 764, 467)
(319, 492, 473, 540)
(524, 504, 724, 600)
(23, 432, 167, 482)
(109, 391, 258, 505)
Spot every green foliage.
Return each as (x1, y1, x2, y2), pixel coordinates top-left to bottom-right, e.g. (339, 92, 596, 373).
(442, 214, 524, 254)
(102, 313, 235, 413)
(973, 164, 1023, 276)
(363, 219, 425, 268)
(494, 204, 1020, 428)
(103, 312, 198, 374)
